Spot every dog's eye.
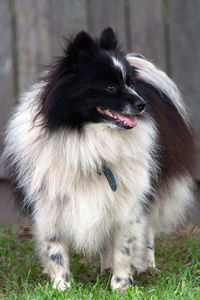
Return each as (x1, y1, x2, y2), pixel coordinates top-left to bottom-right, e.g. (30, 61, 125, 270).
(106, 86, 117, 93)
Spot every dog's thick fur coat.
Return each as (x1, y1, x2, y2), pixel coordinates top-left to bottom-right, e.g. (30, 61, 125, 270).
(4, 28, 197, 290)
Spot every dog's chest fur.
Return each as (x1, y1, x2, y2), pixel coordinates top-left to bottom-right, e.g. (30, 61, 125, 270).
(31, 120, 156, 253)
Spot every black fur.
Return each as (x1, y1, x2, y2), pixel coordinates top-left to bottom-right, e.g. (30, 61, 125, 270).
(120, 246, 130, 256)
(50, 252, 63, 266)
(39, 28, 145, 131)
(134, 80, 197, 185)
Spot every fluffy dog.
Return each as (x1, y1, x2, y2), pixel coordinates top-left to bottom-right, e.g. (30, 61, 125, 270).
(4, 28, 197, 290)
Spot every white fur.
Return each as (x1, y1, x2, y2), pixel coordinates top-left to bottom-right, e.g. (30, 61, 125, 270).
(112, 56, 126, 81)
(151, 175, 195, 235)
(125, 84, 140, 97)
(112, 56, 140, 97)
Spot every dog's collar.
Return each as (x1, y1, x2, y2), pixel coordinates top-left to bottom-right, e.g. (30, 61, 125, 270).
(97, 164, 117, 192)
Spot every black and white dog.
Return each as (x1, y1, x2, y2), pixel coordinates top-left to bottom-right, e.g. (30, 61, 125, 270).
(4, 28, 197, 290)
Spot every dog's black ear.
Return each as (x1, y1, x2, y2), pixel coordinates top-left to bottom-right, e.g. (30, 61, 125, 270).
(100, 27, 117, 50)
(66, 31, 97, 64)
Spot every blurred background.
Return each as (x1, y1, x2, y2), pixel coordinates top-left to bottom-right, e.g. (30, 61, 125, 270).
(0, 0, 200, 225)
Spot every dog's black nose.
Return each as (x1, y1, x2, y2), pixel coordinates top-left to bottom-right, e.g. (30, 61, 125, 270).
(135, 98, 146, 113)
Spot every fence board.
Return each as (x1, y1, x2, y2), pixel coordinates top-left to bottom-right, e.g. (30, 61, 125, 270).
(0, 0, 14, 131)
(129, 0, 166, 69)
(15, 0, 88, 93)
(49, 0, 89, 56)
(15, 0, 51, 92)
(169, 0, 200, 122)
(87, 0, 127, 51)
(168, 0, 200, 173)
(0, 0, 14, 178)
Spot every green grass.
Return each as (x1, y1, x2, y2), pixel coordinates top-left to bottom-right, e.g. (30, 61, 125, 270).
(0, 225, 200, 299)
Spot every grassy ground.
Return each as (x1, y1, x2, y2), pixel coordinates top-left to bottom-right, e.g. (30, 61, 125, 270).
(0, 225, 200, 299)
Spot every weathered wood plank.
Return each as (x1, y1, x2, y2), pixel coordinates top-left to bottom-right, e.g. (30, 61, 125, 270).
(49, 0, 89, 56)
(0, 0, 14, 179)
(15, 0, 52, 92)
(0, 0, 14, 130)
(87, 0, 127, 51)
(15, 0, 88, 93)
(169, 0, 200, 121)
(168, 0, 200, 174)
(129, 0, 166, 69)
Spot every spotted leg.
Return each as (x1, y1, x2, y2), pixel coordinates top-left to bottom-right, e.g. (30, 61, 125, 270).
(33, 219, 71, 290)
(110, 215, 147, 290)
(110, 236, 133, 290)
(130, 217, 149, 273)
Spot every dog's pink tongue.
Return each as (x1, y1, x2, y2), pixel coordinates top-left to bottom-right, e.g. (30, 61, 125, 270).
(113, 112, 137, 127)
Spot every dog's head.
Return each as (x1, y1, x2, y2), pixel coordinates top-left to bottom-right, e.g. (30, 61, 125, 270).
(41, 28, 146, 131)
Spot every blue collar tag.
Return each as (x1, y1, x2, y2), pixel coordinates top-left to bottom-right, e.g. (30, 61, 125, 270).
(103, 165, 117, 192)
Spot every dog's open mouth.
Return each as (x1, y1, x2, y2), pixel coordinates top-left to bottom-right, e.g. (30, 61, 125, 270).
(96, 106, 137, 129)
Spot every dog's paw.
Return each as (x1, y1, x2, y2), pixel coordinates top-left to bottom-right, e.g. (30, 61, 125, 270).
(110, 275, 133, 291)
(52, 274, 71, 291)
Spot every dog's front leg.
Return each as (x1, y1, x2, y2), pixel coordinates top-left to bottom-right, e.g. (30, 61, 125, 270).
(110, 225, 134, 290)
(130, 216, 149, 273)
(110, 216, 147, 290)
(33, 219, 71, 290)
(46, 236, 71, 290)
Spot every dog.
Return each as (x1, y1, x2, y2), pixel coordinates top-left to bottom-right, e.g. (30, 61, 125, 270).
(4, 27, 197, 290)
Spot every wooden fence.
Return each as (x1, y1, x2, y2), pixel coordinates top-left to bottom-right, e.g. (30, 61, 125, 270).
(0, 0, 200, 224)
